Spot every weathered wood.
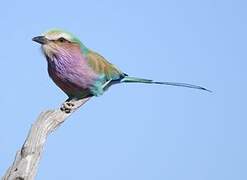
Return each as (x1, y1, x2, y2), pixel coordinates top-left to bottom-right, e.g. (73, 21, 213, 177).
(2, 97, 91, 180)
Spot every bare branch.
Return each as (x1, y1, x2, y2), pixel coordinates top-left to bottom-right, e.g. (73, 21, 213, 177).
(2, 97, 91, 180)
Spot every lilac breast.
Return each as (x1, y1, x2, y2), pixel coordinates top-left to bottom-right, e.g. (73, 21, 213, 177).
(47, 52, 98, 98)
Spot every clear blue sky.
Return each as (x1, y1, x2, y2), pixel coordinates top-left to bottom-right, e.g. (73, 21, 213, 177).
(0, 0, 246, 179)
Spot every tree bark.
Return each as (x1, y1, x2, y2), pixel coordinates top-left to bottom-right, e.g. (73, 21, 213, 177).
(2, 97, 91, 180)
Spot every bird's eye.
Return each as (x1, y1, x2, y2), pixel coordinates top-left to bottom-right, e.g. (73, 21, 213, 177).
(58, 38, 66, 43)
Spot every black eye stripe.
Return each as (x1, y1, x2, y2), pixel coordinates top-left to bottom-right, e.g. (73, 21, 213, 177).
(58, 37, 65, 42)
(57, 37, 71, 43)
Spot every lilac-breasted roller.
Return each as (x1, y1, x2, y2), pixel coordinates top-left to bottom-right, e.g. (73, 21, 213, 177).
(32, 29, 210, 112)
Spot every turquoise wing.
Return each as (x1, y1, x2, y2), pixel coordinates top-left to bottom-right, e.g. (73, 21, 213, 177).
(86, 50, 126, 96)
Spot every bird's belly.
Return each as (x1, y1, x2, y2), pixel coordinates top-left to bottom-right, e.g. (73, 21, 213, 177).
(53, 75, 90, 98)
(48, 65, 96, 98)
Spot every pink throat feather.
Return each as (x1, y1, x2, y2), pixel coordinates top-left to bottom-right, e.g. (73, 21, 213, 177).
(44, 45, 98, 98)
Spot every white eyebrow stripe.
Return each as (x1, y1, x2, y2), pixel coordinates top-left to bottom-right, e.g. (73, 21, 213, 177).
(45, 33, 72, 41)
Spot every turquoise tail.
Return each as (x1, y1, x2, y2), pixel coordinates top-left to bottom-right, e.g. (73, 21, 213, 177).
(120, 76, 211, 92)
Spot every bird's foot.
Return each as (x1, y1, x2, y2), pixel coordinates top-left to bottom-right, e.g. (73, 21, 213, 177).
(60, 101, 75, 113)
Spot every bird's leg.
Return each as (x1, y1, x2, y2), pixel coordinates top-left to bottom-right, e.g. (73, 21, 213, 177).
(60, 98, 77, 113)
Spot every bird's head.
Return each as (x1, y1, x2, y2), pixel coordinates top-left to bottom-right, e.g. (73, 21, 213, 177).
(32, 29, 84, 60)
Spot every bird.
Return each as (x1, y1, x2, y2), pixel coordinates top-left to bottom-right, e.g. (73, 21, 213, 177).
(32, 29, 210, 112)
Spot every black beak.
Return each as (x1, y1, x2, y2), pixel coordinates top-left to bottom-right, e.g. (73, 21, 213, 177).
(32, 36, 47, 44)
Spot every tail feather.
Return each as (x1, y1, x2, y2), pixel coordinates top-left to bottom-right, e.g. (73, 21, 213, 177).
(120, 76, 211, 92)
